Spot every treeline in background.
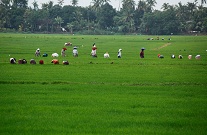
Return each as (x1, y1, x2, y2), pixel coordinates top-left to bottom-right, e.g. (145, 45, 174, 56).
(0, 0, 207, 35)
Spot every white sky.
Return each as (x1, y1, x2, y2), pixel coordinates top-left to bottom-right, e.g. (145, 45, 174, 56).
(28, 0, 207, 10)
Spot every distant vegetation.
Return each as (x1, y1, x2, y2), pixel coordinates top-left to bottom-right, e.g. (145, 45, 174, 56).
(0, 0, 207, 35)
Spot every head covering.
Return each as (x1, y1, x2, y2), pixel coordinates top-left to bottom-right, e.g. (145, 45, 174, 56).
(141, 47, 145, 50)
(119, 49, 122, 52)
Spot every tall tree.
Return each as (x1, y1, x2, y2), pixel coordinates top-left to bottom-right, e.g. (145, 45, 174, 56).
(40, 1, 54, 32)
(120, 0, 136, 33)
(58, 0, 64, 6)
(137, 0, 147, 12)
(140, 8, 180, 35)
(175, 2, 188, 32)
(67, 23, 73, 33)
(41, 1, 54, 10)
(71, 0, 78, 6)
(91, 0, 110, 11)
(32, 0, 38, 10)
(0, 0, 12, 28)
(91, 0, 101, 12)
(49, 4, 62, 19)
(146, 0, 157, 12)
(201, 0, 206, 4)
(12, 0, 28, 8)
(187, 1, 197, 13)
(24, 8, 41, 32)
(134, 0, 147, 32)
(98, 2, 116, 29)
(161, 3, 170, 11)
(8, 0, 28, 30)
(55, 16, 64, 29)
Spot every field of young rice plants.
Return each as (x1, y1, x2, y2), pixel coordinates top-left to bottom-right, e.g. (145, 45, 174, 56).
(0, 33, 207, 134)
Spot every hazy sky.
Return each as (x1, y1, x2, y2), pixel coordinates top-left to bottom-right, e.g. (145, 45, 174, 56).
(28, 0, 207, 10)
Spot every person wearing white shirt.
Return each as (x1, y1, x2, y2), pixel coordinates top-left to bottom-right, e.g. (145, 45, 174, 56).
(73, 46, 78, 57)
(117, 49, 122, 58)
(104, 52, 110, 58)
(35, 48, 40, 57)
(91, 44, 97, 57)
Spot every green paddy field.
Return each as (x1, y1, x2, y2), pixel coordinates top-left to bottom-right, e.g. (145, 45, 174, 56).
(0, 33, 207, 134)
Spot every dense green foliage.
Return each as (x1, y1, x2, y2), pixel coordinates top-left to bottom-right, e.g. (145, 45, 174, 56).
(0, 33, 207, 134)
(0, 0, 207, 34)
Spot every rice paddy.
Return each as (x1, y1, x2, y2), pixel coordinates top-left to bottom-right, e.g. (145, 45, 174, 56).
(0, 33, 207, 134)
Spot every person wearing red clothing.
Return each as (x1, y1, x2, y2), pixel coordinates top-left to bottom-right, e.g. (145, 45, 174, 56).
(51, 59, 59, 64)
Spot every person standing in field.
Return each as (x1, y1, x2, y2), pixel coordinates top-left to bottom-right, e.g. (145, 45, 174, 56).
(61, 48, 67, 57)
(140, 48, 145, 58)
(91, 43, 97, 57)
(35, 48, 41, 57)
(117, 49, 122, 58)
(73, 46, 78, 57)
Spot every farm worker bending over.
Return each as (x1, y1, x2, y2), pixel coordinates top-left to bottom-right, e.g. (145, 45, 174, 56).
(117, 49, 122, 58)
(10, 58, 16, 64)
(140, 48, 145, 58)
(51, 59, 59, 64)
(195, 55, 201, 59)
(30, 59, 36, 64)
(104, 52, 110, 58)
(35, 48, 41, 57)
(64, 42, 72, 46)
(73, 46, 78, 57)
(52, 53, 59, 57)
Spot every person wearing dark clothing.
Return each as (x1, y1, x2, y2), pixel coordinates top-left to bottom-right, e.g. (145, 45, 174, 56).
(140, 48, 145, 58)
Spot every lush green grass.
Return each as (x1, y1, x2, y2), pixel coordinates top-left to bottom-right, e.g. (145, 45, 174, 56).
(0, 33, 207, 134)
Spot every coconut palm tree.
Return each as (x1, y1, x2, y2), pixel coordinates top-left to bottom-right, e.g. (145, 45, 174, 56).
(187, 1, 197, 18)
(146, 0, 157, 12)
(91, 0, 110, 11)
(57, 0, 64, 6)
(67, 23, 73, 34)
(121, 0, 136, 33)
(201, 0, 206, 4)
(100, 0, 111, 5)
(32, 0, 38, 10)
(161, 3, 170, 11)
(71, 0, 78, 6)
(55, 16, 64, 28)
(137, 0, 147, 12)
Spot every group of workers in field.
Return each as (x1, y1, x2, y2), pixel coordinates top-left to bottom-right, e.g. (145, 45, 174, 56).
(35, 42, 200, 60)
(34, 40, 146, 59)
(10, 42, 147, 64)
(91, 43, 145, 59)
(10, 43, 201, 65)
(10, 37, 202, 65)
(10, 36, 203, 65)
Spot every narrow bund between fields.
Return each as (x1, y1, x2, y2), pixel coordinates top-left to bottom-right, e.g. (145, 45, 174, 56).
(0, 80, 206, 86)
(152, 43, 172, 50)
